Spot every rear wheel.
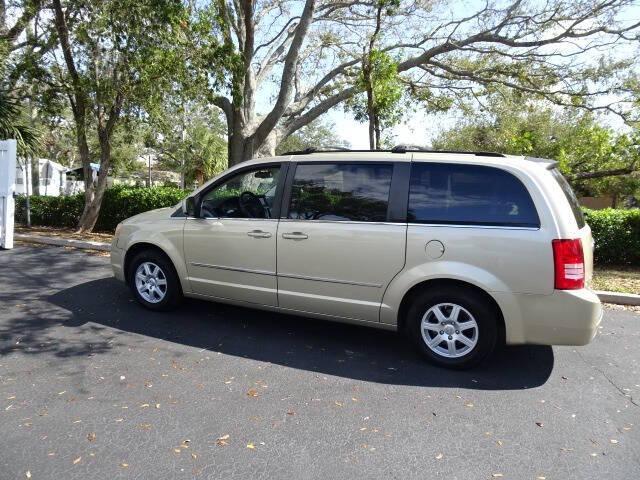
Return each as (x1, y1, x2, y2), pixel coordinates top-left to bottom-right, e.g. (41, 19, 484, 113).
(406, 287, 498, 369)
(128, 250, 182, 311)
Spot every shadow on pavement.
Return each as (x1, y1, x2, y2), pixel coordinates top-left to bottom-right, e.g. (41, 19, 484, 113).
(49, 277, 554, 390)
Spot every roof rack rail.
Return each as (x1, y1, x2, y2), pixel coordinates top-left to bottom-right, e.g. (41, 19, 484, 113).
(282, 145, 351, 155)
(283, 146, 506, 157)
(391, 145, 505, 157)
(390, 144, 432, 153)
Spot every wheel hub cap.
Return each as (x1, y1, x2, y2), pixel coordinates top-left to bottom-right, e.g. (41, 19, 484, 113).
(134, 262, 167, 304)
(420, 303, 479, 359)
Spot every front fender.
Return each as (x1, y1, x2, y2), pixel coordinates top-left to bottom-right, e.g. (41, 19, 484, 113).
(121, 223, 190, 294)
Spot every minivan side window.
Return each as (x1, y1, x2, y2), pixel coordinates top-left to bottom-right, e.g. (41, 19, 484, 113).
(408, 163, 540, 227)
(287, 163, 393, 222)
(550, 168, 586, 229)
(200, 166, 281, 219)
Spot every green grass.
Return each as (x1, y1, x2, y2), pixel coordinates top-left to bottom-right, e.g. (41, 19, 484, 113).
(592, 267, 640, 295)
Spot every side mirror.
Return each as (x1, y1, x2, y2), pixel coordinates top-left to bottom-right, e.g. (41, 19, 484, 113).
(185, 196, 197, 217)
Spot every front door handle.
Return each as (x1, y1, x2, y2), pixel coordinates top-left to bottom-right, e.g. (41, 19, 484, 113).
(247, 230, 272, 238)
(282, 232, 308, 240)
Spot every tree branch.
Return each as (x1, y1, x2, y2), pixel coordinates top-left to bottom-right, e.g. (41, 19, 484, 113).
(252, 0, 316, 149)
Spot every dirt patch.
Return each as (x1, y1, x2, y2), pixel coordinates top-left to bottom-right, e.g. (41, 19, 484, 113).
(15, 225, 113, 244)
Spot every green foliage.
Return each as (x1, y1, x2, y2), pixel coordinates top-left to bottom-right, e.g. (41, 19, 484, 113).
(433, 91, 640, 197)
(349, 49, 403, 132)
(15, 194, 84, 229)
(584, 208, 640, 266)
(15, 185, 186, 232)
(151, 102, 227, 186)
(0, 88, 41, 156)
(95, 185, 186, 231)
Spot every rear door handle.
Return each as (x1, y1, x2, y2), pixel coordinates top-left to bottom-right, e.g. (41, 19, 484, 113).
(282, 232, 308, 240)
(247, 230, 272, 238)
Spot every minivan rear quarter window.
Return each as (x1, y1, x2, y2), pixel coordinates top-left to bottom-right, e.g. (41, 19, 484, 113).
(288, 163, 393, 222)
(550, 168, 586, 229)
(408, 163, 540, 227)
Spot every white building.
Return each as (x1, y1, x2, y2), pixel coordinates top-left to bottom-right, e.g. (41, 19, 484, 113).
(15, 159, 68, 196)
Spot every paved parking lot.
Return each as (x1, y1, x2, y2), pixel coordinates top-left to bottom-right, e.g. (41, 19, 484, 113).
(0, 244, 638, 479)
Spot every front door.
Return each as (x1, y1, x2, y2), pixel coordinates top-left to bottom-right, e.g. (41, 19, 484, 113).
(183, 163, 284, 306)
(276, 161, 406, 322)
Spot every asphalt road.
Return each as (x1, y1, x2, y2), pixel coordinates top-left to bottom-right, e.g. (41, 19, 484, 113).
(0, 244, 638, 480)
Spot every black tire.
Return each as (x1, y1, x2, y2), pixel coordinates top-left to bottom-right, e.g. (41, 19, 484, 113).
(127, 249, 182, 311)
(406, 286, 498, 369)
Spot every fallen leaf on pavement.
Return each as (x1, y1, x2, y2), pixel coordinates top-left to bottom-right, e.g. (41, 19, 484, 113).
(610, 439, 619, 444)
(247, 388, 259, 397)
(87, 432, 96, 442)
(120, 463, 129, 468)
(535, 422, 544, 427)
(73, 457, 81, 465)
(435, 453, 443, 459)
(25, 471, 31, 479)
(216, 434, 229, 446)
(246, 443, 255, 449)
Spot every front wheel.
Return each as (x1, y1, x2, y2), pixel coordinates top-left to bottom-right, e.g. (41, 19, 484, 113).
(406, 287, 498, 369)
(128, 250, 182, 311)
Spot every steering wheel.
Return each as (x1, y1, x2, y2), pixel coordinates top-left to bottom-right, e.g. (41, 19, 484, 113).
(238, 191, 265, 218)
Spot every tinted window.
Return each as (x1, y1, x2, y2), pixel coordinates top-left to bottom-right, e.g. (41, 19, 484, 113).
(288, 163, 393, 222)
(200, 166, 281, 219)
(550, 168, 585, 229)
(408, 163, 539, 227)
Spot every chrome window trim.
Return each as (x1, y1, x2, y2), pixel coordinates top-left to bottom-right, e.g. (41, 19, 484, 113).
(278, 218, 404, 226)
(407, 222, 540, 231)
(186, 217, 279, 222)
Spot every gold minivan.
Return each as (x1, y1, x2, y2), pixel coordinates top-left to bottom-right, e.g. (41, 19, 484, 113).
(110, 148, 602, 368)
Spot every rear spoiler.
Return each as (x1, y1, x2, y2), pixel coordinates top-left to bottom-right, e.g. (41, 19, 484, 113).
(524, 156, 559, 170)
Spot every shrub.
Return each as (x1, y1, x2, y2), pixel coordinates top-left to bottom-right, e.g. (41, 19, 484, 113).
(15, 185, 186, 232)
(94, 185, 186, 231)
(14, 193, 84, 229)
(583, 208, 640, 265)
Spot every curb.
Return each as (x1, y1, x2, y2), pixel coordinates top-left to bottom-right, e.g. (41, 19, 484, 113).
(595, 290, 640, 307)
(10, 234, 640, 306)
(15, 233, 111, 252)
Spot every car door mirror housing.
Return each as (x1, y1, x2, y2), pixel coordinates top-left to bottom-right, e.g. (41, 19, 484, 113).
(185, 196, 198, 217)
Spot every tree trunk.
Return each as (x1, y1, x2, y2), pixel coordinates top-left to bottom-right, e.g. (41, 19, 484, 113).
(30, 156, 39, 195)
(77, 130, 109, 232)
(374, 115, 381, 150)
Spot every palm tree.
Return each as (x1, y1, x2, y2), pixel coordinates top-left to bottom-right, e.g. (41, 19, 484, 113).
(0, 88, 40, 155)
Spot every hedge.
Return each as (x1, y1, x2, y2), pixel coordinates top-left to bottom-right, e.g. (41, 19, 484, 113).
(15, 185, 186, 232)
(583, 208, 640, 266)
(14, 189, 640, 266)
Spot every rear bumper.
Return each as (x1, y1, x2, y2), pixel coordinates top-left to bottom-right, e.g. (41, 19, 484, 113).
(110, 242, 126, 282)
(494, 288, 602, 346)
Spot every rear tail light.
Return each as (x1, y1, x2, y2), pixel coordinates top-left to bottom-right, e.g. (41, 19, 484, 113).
(552, 239, 584, 290)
